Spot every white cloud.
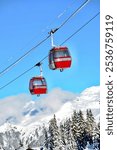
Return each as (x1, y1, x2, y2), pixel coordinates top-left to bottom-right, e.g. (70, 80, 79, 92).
(0, 88, 77, 126)
(0, 94, 32, 125)
(38, 88, 77, 112)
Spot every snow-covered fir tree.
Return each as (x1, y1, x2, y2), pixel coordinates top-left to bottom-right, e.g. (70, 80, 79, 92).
(59, 123, 66, 149)
(43, 125, 49, 150)
(64, 118, 76, 150)
(71, 110, 79, 141)
(48, 114, 63, 150)
(86, 109, 96, 145)
(70, 110, 79, 150)
(76, 110, 87, 150)
(93, 121, 100, 150)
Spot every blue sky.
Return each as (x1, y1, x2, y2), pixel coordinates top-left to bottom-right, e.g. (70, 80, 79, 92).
(0, 0, 100, 99)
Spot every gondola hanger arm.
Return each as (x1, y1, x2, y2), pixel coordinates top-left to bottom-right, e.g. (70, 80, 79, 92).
(49, 28, 59, 47)
(35, 62, 43, 77)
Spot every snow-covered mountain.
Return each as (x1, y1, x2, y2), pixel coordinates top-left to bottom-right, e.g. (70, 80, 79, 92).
(0, 86, 100, 149)
(21, 86, 100, 126)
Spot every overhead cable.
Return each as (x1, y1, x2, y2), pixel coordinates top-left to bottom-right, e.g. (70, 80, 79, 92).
(0, 12, 100, 90)
(0, 0, 90, 77)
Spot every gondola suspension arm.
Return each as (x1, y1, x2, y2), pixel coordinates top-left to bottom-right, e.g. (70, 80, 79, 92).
(35, 62, 43, 77)
(49, 28, 58, 47)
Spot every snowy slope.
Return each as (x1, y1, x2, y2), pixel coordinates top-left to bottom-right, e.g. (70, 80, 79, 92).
(55, 86, 99, 122)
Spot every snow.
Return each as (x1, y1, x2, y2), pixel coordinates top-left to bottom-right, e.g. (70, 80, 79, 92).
(0, 122, 22, 133)
(53, 86, 100, 124)
(0, 86, 100, 150)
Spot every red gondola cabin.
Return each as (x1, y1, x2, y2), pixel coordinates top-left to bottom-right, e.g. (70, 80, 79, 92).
(29, 76, 47, 95)
(49, 46, 72, 71)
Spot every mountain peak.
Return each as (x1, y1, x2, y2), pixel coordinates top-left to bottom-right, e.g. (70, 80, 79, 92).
(80, 86, 100, 95)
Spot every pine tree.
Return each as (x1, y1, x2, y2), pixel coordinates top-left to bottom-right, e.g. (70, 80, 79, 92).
(71, 110, 79, 141)
(43, 125, 49, 149)
(71, 110, 81, 150)
(59, 123, 66, 149)
(86, 109, 96, 145)
(93, 121, 100, 150)
(64, 118, 77, 150)
(48, 114, 62, 150)
(77, 110, 87, 150)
